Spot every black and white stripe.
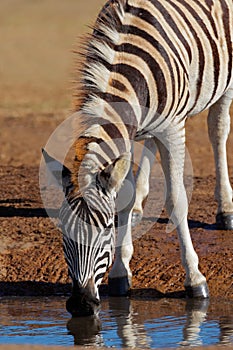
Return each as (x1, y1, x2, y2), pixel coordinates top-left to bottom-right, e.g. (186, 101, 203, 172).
(78, 0, 232, 138)
(60, 181, 115, 294)
(61, 0, 233, 297)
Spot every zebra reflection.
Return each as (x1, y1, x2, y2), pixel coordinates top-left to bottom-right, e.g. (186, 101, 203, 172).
(67, 315, 103, 346)
(66, 298, 233, 347)
(219, 316, 233, 345)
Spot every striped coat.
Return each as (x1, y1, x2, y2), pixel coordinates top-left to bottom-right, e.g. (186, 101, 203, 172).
(44, 0, 233, 316)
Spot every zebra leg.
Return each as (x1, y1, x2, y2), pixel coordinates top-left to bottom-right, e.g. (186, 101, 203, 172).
(132, 138, 157, 227)
(156, 129, 209, 298)
(108, 165, 135, 296)
(207, 91, 233, 230)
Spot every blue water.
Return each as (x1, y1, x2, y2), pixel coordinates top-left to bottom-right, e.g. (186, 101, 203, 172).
(0, 296, 232, 348)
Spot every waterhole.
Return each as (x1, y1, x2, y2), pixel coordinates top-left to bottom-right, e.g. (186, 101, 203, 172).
(0, 296, 232, 348)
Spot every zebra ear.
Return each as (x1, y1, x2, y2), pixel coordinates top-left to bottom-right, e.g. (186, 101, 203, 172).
(98, 153, 131, 194)
(42, 148, 73, 195)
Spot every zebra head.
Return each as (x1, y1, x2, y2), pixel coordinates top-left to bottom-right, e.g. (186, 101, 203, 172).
(42, 149, 130, 317)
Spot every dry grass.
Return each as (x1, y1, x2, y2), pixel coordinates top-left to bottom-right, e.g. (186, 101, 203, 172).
(0, 0, 105, 116)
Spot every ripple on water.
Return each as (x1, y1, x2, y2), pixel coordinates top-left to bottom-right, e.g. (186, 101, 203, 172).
(0, 296, 232, 348)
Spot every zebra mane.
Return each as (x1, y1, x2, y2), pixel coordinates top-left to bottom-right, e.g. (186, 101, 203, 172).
(73, 0, 127, 131)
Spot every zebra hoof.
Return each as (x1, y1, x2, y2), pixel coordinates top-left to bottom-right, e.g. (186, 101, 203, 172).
(216, 212, 233, 230)
(108, 276, 131, 296)
(131, 211, 143, 227)
(185, 282, 209, 299)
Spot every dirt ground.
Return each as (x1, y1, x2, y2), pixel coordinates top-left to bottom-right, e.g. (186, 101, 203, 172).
(0, 0, 232, 301)
(0, 112, 232, 300)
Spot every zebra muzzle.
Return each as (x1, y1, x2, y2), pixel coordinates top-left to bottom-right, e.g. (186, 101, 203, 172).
(66, 279, 100, 317)
(66, 295, 100, 317)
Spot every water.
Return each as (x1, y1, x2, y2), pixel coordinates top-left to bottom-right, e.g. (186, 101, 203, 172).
(0, 296, 232, 348)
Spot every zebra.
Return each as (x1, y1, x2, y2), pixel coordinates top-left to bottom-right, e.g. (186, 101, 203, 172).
(43, 0, 233, 316)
